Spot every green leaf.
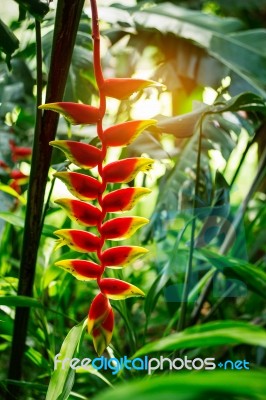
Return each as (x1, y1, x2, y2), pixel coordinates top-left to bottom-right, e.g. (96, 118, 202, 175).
(130, 4, 266, 95)
(210, 92, 266, 113)
(199, 248, 266, 299)
(0, 295, 43, 308)
(93, 370, 266, 400)
(0, 211, 56, 238)
(46, 319, 87, 400)
(0, 185, 26, 205)
(156, 103, 208, 137)
(133, 321, 266, 357)
(209, 32, 266, 96)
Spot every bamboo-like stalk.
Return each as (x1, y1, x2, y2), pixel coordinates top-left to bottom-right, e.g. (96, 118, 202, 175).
(6, 2, 84, 398)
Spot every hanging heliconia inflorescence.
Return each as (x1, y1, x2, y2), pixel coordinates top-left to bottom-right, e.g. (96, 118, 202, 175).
(39, 0, 160, 355)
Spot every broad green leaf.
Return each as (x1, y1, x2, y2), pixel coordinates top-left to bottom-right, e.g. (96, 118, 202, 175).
(133, 4, 244, 40)
(230, 29, 266, 56)
(94, 370, 266, 400)
(156, 102, 208, 137)
(0, 212, 56, 238)
(133, 321, 266, 357)
(210, 92, 266, 114)
(0, 295, 43, 309)
(209, 33, 266, 95)
(200, 248, 266, 299)
(25, 347, 50, 369)
(46, 319, 87, 400)
(130, 4, 266, 95)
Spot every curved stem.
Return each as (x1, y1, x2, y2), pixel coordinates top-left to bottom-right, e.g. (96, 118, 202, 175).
(90, 0, 104, 89)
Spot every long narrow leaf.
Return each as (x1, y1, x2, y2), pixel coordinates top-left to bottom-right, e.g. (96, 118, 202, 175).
(200, 248, 266, 299)
(94, 370, 266, 400)
(46, 319, 87, 400)
(133, 321, 266, 357)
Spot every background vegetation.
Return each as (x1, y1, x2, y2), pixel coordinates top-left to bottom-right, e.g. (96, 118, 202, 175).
(0, 0, 266, 399)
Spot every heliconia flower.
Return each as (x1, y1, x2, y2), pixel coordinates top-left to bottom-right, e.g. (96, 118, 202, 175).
(9, 170, 28, 181)
(10, 179, 21, 194)
(102, 187, 151, 213)
(101, 246, 148, 268)
(10, 141, 32, 162)
(54, 229, 101, 252)
(9, 170, 29, 193)
(55, 259, 102, 280)
(88, 292, 112, 333)
(39, 102, 100, 125)
(0, 160, 10, 170)
(88, 292, 114, 355)
(99, 278, 145, 300)
(50, 140, 101, 169)
(102, 158, 154, 183)
(54, 171, 101, 201)
(101, 216, 149, 240)
(102, 120, 156, 147)
(91, 308, 114, 356)
(54, 198, 101, 226)
(101, 78, 163, 100)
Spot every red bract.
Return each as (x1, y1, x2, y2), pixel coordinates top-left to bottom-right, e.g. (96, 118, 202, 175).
(50, 140, 101, 169)
(0, 160, 9, 170)
(55, 259, 102, 280)
(101, 216, 149, 240)
(102, 120, 156, 147)
(39, 102, 100, 125)
(102, 187, 151, 212)
(101, 246, 148, 268)
(54, 171, 101, 200)
(102, 157, 154, 183)
(10, 141, 32, 162)
(88, 293, 114, 355)
(43, 0, 159, 355)
(54, 198, 101, 226)
(91, 308, 114, 356)
(54, 229, 101, 252)
(101, 78, 161, 100)
(9, 170, 28, 180)
(99, 278, 145, 300)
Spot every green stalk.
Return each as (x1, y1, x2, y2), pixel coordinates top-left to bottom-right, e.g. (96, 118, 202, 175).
(177, 115, 204, 332)
(7, 1, 84, 398)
